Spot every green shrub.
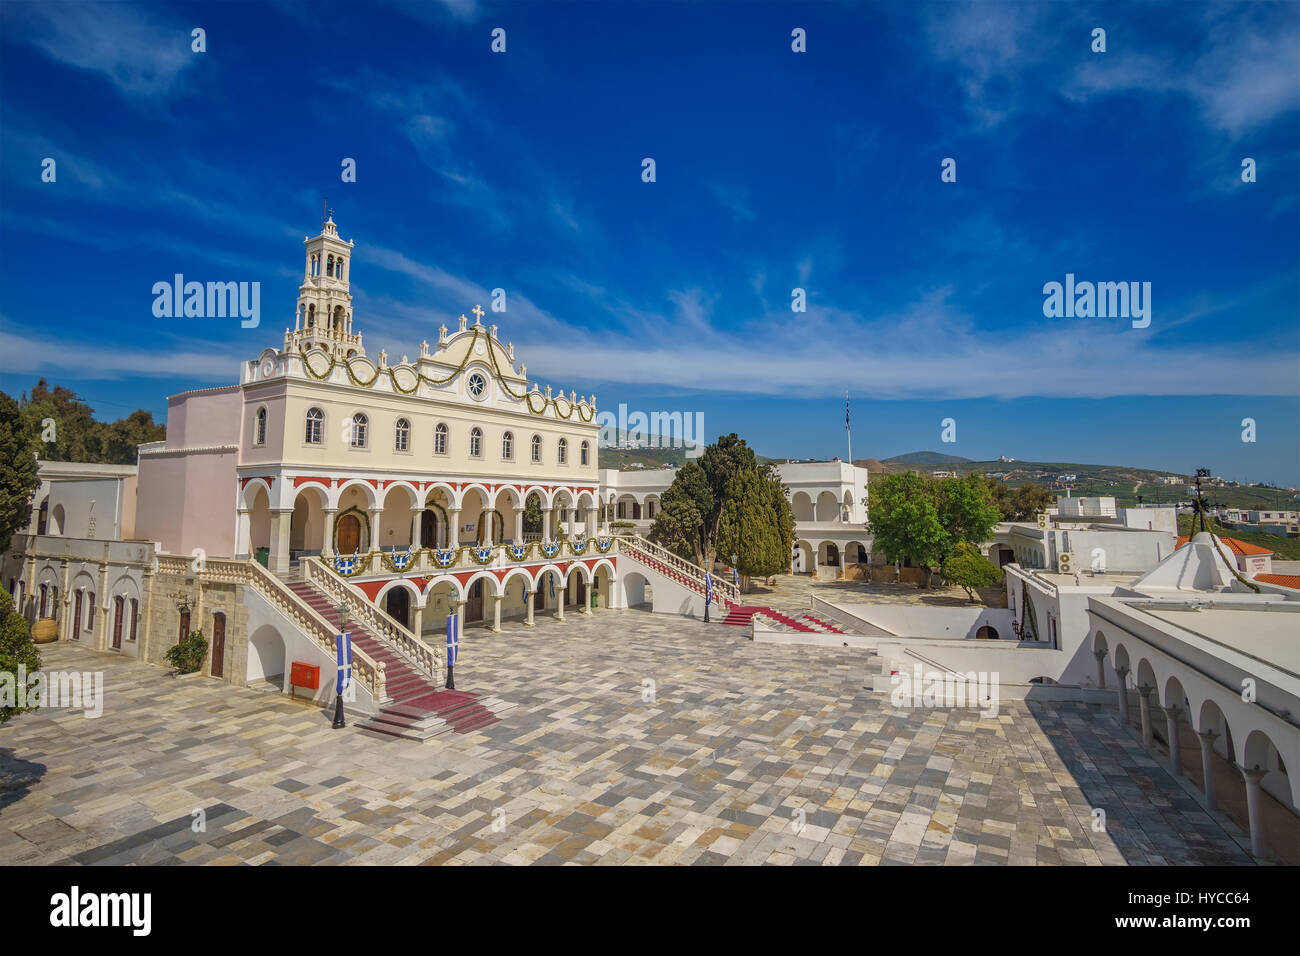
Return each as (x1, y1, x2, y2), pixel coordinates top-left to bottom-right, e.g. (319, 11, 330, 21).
(0, 589, 42, 726)
(166, 629, 209, 674)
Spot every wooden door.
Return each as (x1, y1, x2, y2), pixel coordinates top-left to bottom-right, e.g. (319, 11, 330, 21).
(112, 597, 124, 649)
(467, 580, 484, 622)
(534, 584, 545, 611)
(576, 577, 586, 607)
(211, 612, 226, 678)
(337, 513, 361, 554)
(420, 510, 436, 548)
(73, 591, 83, 639)
(385, 588, 410, 629)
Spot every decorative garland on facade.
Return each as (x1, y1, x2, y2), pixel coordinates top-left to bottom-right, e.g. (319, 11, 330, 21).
(331, 537, 614, 577)
(296, 324, 597, 421)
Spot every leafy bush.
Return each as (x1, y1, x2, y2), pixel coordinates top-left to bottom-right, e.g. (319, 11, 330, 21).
(942, 542, 1004, 603)
(611, 521, 636, 528)
(166, 629, 209, 674)
(0, 589, 41, 726)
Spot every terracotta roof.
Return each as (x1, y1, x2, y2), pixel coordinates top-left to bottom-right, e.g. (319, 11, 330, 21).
(1255, 573, 1300, 590)
(1175, 535, 1274, 557)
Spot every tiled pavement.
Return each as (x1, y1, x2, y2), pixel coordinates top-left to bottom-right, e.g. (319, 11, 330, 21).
(0, 610, 1253, 865)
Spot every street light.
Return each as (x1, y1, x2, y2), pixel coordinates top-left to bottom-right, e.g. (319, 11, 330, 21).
(332, 599, 349, 729)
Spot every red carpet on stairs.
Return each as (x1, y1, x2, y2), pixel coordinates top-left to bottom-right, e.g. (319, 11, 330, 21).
(286, 581, 496, 739)
(719, 604, 817, 632)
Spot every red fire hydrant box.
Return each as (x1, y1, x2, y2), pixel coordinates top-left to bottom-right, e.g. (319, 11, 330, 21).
(289, 661, 320, 699)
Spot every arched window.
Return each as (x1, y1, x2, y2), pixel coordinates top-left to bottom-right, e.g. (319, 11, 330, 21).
(395, 418, 410, 452)
(502, 431, 514, 459)
(254, 407, 267, 446)
(305, 407, 324, 444)
(307, 304, 315, 327)
(531, 434, 542, 463)
(580, 440, 590, 466)
(434, 422, 448, 455)
(469, 427, 483, 458)
(350, 413, 368, 448)
(326, 254, 335, 277)
(558, 437, 568, 465)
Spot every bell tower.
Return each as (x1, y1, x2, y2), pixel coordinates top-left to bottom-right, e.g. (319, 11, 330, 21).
(289, 208, 363, 359)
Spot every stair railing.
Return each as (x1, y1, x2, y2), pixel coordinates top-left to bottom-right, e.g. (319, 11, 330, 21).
(302, 556, 444, 687)
(616, 535, 741, 605)
(153, 553, 388, 704)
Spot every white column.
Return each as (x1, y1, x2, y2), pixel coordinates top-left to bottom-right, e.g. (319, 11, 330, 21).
(269, 510, 293, 574)
(366, 508, 383, 553)
(456, 600, 466, 641)
(556, 577, 565, 621)
(412, 604, 424, 640)
(525, 589, 535, 627)
(1165, 705, 1183, 777)
(448, 509, 460, 548)
(1115, 666, 1130, 725)
(542, 509, 552, 541)
(321, 509, 336, 560)
(1137, 684, 1154, 748)
(492, 593, 502, 633)
(514, 508, 523, 542)
(1240, 766, 1268, 858)
(1197, 730, 1219, 810)
(235, 510, 252, 559)
(1094, 648, 1106, 689)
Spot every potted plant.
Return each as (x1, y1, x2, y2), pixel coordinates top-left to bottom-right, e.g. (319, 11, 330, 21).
(166, 629, 209, 677)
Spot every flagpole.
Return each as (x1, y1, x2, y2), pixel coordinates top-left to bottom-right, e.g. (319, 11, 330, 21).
(845, 392, 852, 464)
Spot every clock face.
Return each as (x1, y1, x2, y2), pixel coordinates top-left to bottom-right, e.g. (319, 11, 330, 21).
(468, 372, 487, 398)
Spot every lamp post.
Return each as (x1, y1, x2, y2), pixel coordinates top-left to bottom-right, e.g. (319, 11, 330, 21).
(332, 599, 349, 729)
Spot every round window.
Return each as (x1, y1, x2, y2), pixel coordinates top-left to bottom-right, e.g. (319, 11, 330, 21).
(467, 372, 486, 398)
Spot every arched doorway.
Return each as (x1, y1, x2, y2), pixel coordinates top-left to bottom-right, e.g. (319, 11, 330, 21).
(466, 579, 485, 622)
(385, 587, 411, 630)
(336, 512, 362, 554)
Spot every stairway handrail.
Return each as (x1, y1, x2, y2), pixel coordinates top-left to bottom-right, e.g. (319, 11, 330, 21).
(302, 556, 444, 686)
(153, 553, 388, 703)
(617, 534, 740, 603)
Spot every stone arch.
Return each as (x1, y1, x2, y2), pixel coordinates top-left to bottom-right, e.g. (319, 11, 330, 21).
(239, 477, 274, 511)
(793, 539, 814, 574)
(463, 570, 503, 599)
(791, 492, 814, 522)
(622, 569, 650, 609)
(49, 503, 65, 536)
(422, 578, 462, 630)
(842, 489, 855, 522)
(246, 483, 272, 558)
(458, 483, 491, 512)
(291, 484, 329, 554)
(332, 478, 378, 512)
(501, 566, 534, 601)
(247, 623, 287, 687)
(379, 483, 419, 550)
(815, 490, 839, 521)
(107, 573, 140, 605)
(845, 540, 868, 565)
(374, 577, 423, 610)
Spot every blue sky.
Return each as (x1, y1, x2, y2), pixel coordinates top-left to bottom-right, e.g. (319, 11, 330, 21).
(2, 0, 1298, 483)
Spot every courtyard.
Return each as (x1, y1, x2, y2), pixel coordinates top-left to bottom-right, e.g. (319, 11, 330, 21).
(0, 609, 1256, 865)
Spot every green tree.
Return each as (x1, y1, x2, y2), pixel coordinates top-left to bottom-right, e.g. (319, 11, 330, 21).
(649, 459, 714, 563)
(942, 542, 1004, 603)
(867, 472, 950, 584)
(936, 472, 1003, 545)
(991, 481, 1054, 521)
(716, 465, 794, 589)
(100, 409, 165, 464)
(698, 434, 758, 563)
(18, 380, 166, 466)
(0, 391, 41, 553)
(523, 493, 543, 534)
(0, 589, 42, 726)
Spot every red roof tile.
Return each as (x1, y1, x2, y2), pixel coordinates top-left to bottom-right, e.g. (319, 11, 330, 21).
(1175, 535, 1274, 557)
(1255, 573, 1300, 590)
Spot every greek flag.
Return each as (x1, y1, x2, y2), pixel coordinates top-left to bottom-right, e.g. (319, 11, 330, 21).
(335, 631, 352, 696)
(549, 573, 555, 600)
(705, 572, 713, 606)
(446, 612, 459, 668)
(846, 395, 850, 429)
(732, 567, 739, 587)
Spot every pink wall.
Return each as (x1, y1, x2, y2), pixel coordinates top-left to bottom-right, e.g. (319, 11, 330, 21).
(135, 388, 243, 557)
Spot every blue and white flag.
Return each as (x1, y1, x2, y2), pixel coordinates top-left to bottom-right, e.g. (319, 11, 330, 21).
(705, 572, 713, 606)
(446, 612, 459, 667)
(732, 567, 739, 587)
(549, 573, 555, 600)
(335, 631, 352, 695)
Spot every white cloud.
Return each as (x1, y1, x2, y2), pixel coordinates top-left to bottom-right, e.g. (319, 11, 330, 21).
(0, 327, 245, 382)
(13, 2, 194, 98)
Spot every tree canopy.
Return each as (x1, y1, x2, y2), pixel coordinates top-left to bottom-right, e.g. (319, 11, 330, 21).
(942, 541, 1004, 603)
(990, 481, 1055, 521)
(17, 380, 165, 466)
(0, 391, 41, 554)
(0, 589, 41, 726)
(867, 471, 1003, 583)
(649, 434, 790, 575)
